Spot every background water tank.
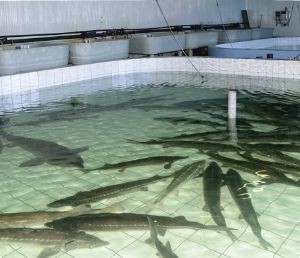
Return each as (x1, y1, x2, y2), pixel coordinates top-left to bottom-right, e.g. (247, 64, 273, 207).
(47, 38, 129, 65)
(185, 31, 219, 49)
(252, 28, 274, 40)
(0, 43, 69, 75)
(217, 29, 252, 44)
(129, 32, 186, 55)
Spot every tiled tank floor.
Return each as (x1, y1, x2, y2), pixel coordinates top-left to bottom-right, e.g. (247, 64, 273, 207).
(0, 72, 300, 258)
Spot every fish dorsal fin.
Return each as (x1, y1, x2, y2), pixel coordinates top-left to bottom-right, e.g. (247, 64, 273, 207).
(165, 241, 173, 251)
(238, 214, 244, 219)
(37, 246, 61, 258)
(202, 205, 209, 212)
(156, 252, 162, 257)
(174, 216, 187, 222)
(157, 229, 166, 236)
(144, 237, 155, 246)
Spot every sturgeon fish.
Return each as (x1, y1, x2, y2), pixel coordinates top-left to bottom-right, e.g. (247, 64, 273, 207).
(47, 174, 171, 208)
(147, 216, 179, 258)
(203, 162, 237, 242)
(0, 201, 125, 228)
(83, 156, 188, 173)
(207, 152, 299, 187)
(238, 152, 300, 183)
(226, 169, 273, 250)
(45, 213, 235, 233)
(0, 228, 108, 258)
(240, 143, 300, 153)
(127, 139, 243, 152)
(1, 131, 88, 168)
(138, 161, 205, 214)
(240, 144, 300, 168)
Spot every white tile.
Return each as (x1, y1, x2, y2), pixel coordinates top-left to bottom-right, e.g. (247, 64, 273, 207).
(98, 62, 105, 77)
(163, 57, 172, 72)
(84, 64, 92, 80)
(29, 72, 38, 88)
(69, 66, 78, 83)
(118, 60, 126, 74)
(91, 63, 99, 78)
(148, 58, 157, 72)
(156, 58, 165, 71)
(219, 58, 227, 74)
(140, 58, 149, 73)
(77, 66, 85, 81)
(111, 61, 119, 75)
(132, 59, 141, 73)
(46, 69, 55, 87)
(61, 67, 70, 83)
(284, 60, 294, 79)
(226, 58, 234, 74)
(293, 61, 300, 79)
(249, 58, 258, 75)
(20, 73, 30, 91)
(125, 59, 133, 73)
(37, 71, 48, 88)
(1, 76, 11, 95)
(53, 68, 63, 86)
(11, 74, 21, 92)
(278, 60, 285, 75)
(257, 59, 267, 76)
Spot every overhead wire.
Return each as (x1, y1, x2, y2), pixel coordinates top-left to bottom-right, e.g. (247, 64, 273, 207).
(155, 0, 207, 82)
(216, 0, 233, 48)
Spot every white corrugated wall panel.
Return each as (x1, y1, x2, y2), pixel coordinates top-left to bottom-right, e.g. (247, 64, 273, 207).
(0, 0, 246, 36)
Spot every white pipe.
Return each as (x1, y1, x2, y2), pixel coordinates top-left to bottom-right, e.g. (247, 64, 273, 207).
(228, 91, 237, 142)
(228, 91, 236, 119)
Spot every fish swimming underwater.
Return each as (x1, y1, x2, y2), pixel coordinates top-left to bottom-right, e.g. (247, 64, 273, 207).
(0, 228, 108, 258)
(147, 216, 179, 258)
(226, 169, 273, 250)
(240, 144, 300, 168)
(83, 156, 188, 173)
(203, 162, 238, 242)
(206, 152, 300, 186)
(45, 213, 235, 233)
(138, 161, 205, 214)
(0, 202, 125, 228)
(127, 139, 243, 152)
(47, 174, 171, 208)
(1, 131, 88, 168)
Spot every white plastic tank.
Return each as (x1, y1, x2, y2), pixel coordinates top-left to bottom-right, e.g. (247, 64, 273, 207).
(217, 29, 252, 44)
(185, 31, 219, 49)
(0, 43, 69, 75)
(129, 32, 186, 55)
(47, 38, 129, 65)
(251, 28, 274, 40)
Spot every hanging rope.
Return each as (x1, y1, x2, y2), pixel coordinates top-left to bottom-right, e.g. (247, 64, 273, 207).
(155, 0, 206, 82)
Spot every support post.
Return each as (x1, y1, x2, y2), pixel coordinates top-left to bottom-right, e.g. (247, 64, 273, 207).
(178, 51, 183, 57)
(188, 49, 193, 56)
(150, 54, 155, 58)
(228, 91, 238, 142)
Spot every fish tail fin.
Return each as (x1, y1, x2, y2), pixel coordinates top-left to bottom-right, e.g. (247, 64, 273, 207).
(67, 204, 91, 215)
(259, 237, 274, 250)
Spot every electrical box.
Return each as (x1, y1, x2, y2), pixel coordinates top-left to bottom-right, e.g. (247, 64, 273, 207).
(276, 10, 290, 26)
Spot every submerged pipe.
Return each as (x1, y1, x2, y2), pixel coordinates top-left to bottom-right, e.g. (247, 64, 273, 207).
(228, 91, 237, 142)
